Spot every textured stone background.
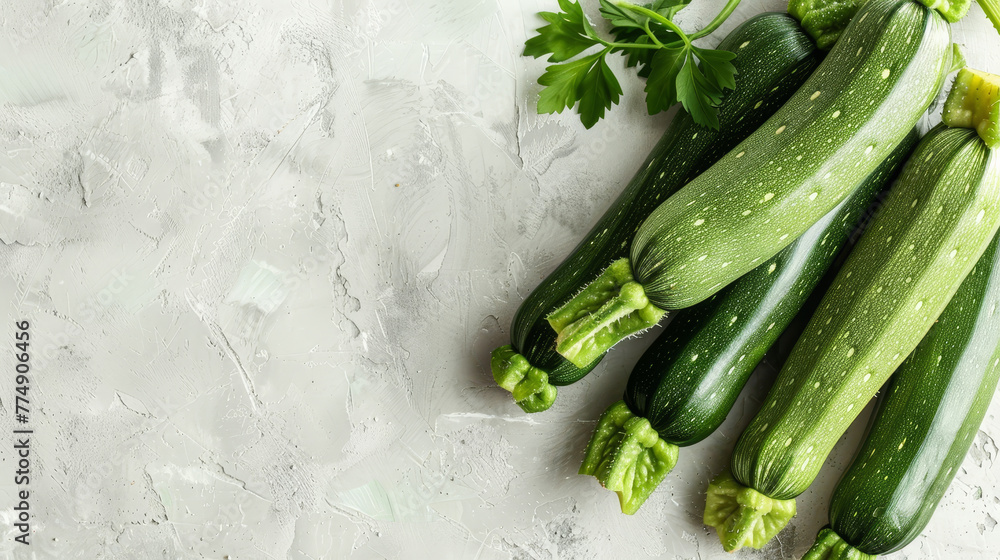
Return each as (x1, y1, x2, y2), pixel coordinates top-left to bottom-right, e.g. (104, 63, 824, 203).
(0, 0, 997, 558)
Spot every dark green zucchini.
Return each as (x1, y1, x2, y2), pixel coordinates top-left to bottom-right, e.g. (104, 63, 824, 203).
(547, 0, 955, 370)
(490, 13, 823, 412)
(577, 130, 918, 515)
(803, 69, 1000, 560)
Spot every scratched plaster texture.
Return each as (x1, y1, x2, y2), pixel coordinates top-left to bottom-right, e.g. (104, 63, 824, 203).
(0, 0, 998, 558)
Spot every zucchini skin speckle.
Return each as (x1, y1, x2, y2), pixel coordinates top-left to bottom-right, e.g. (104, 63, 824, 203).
(575, 130, 917, 516)
(731, 124, 1000, 503)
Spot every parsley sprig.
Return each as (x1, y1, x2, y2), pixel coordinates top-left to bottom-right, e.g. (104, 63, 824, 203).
(524, 0, 742, 129)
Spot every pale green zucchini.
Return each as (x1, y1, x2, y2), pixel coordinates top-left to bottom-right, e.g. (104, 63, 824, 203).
(704, 74, 1000, 552)
(547, 0, 955, 369)
(801, 67, 1000, 560)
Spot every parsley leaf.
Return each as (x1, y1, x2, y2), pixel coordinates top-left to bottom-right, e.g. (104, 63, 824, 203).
(694, 47, 738, 92)
(608, 11, 679, 78)
(536, 50, 623, 129)
(524, 0, 741, 129)
(577, 55, 624, 128)
(524, 0, 598, 62)
(600, 0, 689, 28)
(536, 53, 605, 115)
(644, 46, 736, 127)
(643, 46, 687, 114)
(676, 51, 725, 129)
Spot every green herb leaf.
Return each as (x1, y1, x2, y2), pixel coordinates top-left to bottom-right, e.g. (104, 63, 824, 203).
(643, 46, 687, 114)
(677, 51, 728, 129)
(600, 0, 689, 28)
(523, 0, 739, 128)
(524, 0, 598, 62)
(651, 0, 690, 20)
(577, 55, 624, 128)
(694, 47, 738, 92)
(537, 53, 600, 113)
(609, 22, 679, 77)
(536, 51, 622, 129)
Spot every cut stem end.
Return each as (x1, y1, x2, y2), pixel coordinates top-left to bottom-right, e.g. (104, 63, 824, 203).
(547, 259, 666, 368)
(491, 345, 558, 413)
(703, 470, 797, 552)
(801, 527, 876, 560)
(580, 401, 678, 514)
(943, 67, 1000, 148)
(787, 0, 861, 50)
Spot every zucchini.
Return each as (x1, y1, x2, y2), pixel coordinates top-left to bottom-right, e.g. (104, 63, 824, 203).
(547, 0, 954, 369)
(491, 13, 823, 412)
(803, 233, 1000, 559)
(802, 68, 1000, 560)
(704, 77, 1000, 552)
(578, 130, 917, 515)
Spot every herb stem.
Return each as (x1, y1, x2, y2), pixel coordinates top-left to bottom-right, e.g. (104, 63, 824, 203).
(617, 2, 691, 46)
(600, 40, 662, 50)
(689, 0, 743, 40)
(643, 22, 666, 47)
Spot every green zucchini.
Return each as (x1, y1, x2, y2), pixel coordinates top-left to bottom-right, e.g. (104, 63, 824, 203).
(704, 79, 1000, 552)
(802, 69, 1000, 560)
(547, 0, 955, 370)
(490, 13, 823, 412)
(803, 231, 1000, 559)
(578, 130, 917, 515)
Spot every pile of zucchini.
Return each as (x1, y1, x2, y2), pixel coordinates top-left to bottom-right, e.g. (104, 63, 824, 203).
(492, 0, 1000, 555)
(492, 11, 824, 412)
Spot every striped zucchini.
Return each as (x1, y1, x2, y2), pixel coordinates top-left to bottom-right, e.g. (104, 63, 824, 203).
(491, 13, 823, 412)
(804, 229, 1000, 560)
(704, 88, 1000, 551)
(577, 131, 916, 515)
(547, 0, 954, 369)
(802, 68, 1000, 560)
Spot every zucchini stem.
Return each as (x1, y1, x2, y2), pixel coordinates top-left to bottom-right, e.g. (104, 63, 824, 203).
(579, 401, 679, 514)
(787, 0, 862, 50)
(547, 259, 667, 368)
(704, 470, 797, 552)
(491, 345, 558, 413)
(801, 527, 875, 560)
(942, 67, 1000, 148)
